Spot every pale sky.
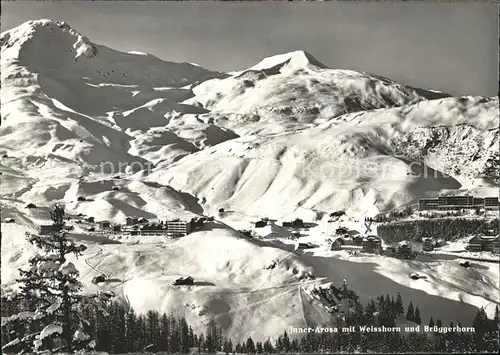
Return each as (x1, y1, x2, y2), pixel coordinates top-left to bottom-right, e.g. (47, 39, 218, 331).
(1, 1, 497, 97)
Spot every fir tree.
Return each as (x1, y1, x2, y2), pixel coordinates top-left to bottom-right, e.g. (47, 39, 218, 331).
(406, 302, 415, 321)
(2, 204, 108, 354)
(223, 338, 233, 354)
(395, 292, 404, 315)
(246, 337, 256, 353)
(282, 330, 291, 352)
(198, 333, 205, 353)
(255, 341, 262, 353)
(414, 306, 422, 325)
(263, 338, 274, 353)
(365, 299, 377, 324)
(235, 341, 243, 354)
(428, 316, 435, 327)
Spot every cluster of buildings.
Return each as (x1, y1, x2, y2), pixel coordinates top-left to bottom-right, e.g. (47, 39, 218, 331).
(106, 217, 201, 238)
(330, 234, 417, 259)
(330, 234, 383, 254)
(418, 195, 499, 211)
(39, 216, 207, 238)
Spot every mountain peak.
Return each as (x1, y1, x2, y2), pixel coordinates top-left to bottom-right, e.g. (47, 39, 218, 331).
(1, 19, 98, 61)
(249, 50, 327, 71)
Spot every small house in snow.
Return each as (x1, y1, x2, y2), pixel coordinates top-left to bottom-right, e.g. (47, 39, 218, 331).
(99, 221, 111, 229)
(362, 236, 382, 254)
(397, 241, 413, 259)
(422, 238, 434, 251)
(173, 276, 194, 286)
(126, 217, 139, 226)
(331, 240, 342, 251)
(254, 220, 268, 228)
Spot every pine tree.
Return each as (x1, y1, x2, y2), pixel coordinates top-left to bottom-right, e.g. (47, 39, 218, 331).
(1, 204, 107, 354)
(180, 317, 190, 353)
(235, 342, 241, 354)
(199, 333, 205, 353)
(256, 341, 263, 353)
(406, 302, 415, 321)
(282, 330, 291, 352)
(246, 337, 256, 353)
(365, 299, 377, 324)
(188, 325, 195, 348)
(263, 338, 274, 353)
(428, 316, 435, 327)
(223, 338, 233, 354)
(395, 293, 404, 315)
(414, 306, 422, 325)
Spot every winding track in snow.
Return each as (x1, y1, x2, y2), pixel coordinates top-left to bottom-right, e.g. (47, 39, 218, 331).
(84, 247, 108, 278)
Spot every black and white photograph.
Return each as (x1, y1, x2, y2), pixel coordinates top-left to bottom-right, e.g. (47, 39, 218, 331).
(0, 1, 499, 354)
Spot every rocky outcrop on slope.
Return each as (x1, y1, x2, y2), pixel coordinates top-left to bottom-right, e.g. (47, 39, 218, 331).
(390, 125, 499, 184)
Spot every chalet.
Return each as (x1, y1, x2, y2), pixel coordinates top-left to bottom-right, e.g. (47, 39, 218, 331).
(383, 246, 397, 257)
(352, 235, 363, 246)
(112, 224, 121, 232)
(282, 221, 293, 228)
(466, 235, 500, 253)
(166, 220, 192, 238)
(255, 220, 268, 228)
(99, 221, 111, 229)
(336, 227, 348, 235)
(397, 241, 413, 259)
(126, 217, 139, 226)
(173, 276, 194, 286)
(422, 238, 434, 251)
(137, 217, 148, 224)
(331, 240, 342, 251)
(362, 236, 382, 254)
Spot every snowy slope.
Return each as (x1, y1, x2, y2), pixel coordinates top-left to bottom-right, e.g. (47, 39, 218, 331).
(185, 50, 450, 134)
(147, 95, 498, 220)
(1, 19, 499, 342)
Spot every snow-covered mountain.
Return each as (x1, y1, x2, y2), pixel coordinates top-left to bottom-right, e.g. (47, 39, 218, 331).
(1, 19, 498, 341)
